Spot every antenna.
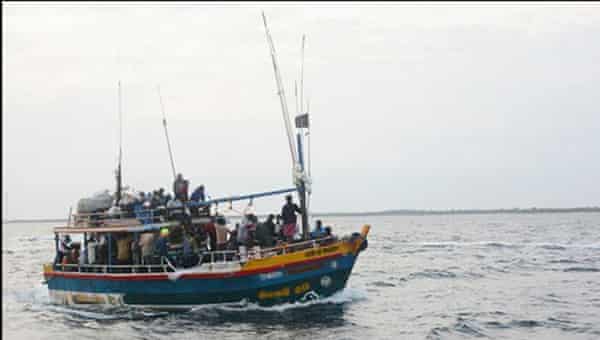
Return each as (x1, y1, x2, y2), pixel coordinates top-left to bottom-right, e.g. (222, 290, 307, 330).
(294, 81, 299, 115)
(300, 34, 306, 113)
(158, 85, 177, 180)
(115, 81, 123, 206)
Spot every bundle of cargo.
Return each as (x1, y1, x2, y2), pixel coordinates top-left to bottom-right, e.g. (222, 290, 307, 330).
(76, 190, 114, 214)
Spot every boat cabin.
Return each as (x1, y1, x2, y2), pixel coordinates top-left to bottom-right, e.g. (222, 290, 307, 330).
(51, 201, 338, 275)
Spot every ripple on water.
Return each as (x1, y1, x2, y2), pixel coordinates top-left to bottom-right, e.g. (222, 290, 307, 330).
(409, 269, 456, 279)
(370, 281, 396, 288)
(453, 318, 488, 337)
(563, 267, 600, 273)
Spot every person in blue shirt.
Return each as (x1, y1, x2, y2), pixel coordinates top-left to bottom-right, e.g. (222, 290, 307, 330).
(134, 200, 152, 224)
(190, 185, 206, 202)
(310, 220, 327, 239)
(189, 185, 207, 217)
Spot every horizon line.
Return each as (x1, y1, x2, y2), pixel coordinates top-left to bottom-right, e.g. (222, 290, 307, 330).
(3, 206, 600, 223)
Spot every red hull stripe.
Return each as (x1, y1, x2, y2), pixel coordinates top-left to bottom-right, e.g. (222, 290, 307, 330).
(45, 253, 344, 281)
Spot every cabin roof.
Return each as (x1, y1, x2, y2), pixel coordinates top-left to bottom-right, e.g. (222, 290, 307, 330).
(53, 217, 211, 234)
(54, 222, 177, 234)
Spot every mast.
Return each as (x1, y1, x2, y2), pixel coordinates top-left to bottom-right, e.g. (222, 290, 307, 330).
(158, 85, 177, 180)
(298, 34, 311, 237)
(261, 11, 298, 167)
(115, 81, 123, 206)
(262, 12, 310, 239)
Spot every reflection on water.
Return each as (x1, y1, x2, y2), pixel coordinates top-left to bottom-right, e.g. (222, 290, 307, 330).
(3, 213, 600, 339)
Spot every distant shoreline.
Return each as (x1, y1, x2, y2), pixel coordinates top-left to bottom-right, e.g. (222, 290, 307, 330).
(3, 207, 599, 224)
(313, 207, 600, 217)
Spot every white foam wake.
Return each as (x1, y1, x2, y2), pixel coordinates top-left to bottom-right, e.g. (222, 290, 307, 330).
(190, 287, 368, 313)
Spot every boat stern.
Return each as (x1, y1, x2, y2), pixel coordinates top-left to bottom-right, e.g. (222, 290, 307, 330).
(42, 263, 53, 283)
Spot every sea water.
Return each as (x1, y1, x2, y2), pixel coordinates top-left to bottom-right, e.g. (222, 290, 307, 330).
(3, 213, 600, 339)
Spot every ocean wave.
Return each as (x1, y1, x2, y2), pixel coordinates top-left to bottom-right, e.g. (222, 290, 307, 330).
(370, 280, 396, 287)
(548, 259, 578, 264)
(426, 326, 449, 339)
(409, 269, 457, 279)
(509, 319, 544, 328)
(453, 318, 488, 337)
(563, 267, 600, 272)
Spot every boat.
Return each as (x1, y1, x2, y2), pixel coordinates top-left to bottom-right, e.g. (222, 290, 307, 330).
(42, 13, 370, 309)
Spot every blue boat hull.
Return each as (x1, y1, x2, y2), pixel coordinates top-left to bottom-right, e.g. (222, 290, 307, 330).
(47, 253, 358, 307)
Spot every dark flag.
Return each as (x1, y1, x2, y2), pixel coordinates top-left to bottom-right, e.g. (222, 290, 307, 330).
(295, 113, 309, 128)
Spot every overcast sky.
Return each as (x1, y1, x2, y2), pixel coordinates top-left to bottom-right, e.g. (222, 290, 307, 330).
(3, 2, 600, 219)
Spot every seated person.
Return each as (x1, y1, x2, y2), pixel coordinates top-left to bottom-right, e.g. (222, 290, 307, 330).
(310, 220, 327, 239)
(320, 226, 337, 245)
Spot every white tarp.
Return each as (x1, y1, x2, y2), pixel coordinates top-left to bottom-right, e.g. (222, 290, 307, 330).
(76, 190, 114, 213)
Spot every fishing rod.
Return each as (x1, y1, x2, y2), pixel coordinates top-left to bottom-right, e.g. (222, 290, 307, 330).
(157, 85, 177, 181)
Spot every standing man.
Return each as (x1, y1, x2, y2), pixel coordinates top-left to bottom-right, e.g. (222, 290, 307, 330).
(173, 173, 189, 202)
(214, 216, 231, 251)
(280, 195, 302, 242)
(54, 235, 72, 268)
(155, 228, 170, 264)
(138, 232, 155, 265)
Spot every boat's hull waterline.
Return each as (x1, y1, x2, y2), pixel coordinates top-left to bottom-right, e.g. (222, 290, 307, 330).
(44, 228, 369, 309)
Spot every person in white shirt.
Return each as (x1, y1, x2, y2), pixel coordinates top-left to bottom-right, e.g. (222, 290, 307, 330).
(87, 234, 97, 265)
